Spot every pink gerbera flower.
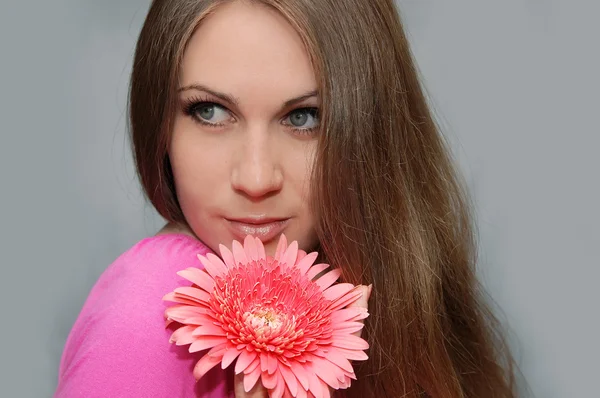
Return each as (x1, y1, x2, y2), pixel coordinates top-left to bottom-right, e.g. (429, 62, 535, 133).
(163, 234, 369, 398)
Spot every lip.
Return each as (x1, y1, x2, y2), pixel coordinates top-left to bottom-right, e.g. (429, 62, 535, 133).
(225, 217, 290, 243)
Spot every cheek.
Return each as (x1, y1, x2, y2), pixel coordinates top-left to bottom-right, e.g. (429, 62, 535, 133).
(168, 127, 229, 207)
(288, 142, 316, 198)
(286, 142, 319, 241)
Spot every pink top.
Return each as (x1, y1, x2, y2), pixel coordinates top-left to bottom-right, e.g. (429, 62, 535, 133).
(54, 234, 234, 397)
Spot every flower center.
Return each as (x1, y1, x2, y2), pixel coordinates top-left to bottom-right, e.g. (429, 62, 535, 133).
(245, 307, 283, 334)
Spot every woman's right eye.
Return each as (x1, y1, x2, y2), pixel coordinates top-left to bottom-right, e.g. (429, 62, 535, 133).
(184, 101, 231, 127)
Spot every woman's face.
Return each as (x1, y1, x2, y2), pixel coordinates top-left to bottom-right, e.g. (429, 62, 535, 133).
(169, 1, 319, 256)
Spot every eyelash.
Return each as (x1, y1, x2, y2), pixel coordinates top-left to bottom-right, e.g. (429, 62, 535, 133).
(181, 95, 319, 136)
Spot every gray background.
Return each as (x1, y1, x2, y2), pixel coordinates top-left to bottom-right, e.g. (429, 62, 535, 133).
(1, 0, 598, 397)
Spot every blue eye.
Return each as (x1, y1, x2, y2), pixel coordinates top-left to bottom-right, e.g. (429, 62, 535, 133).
(286, 108, 319, 129)
(183, 99, 231, 126)
(181, 96, 319, 136)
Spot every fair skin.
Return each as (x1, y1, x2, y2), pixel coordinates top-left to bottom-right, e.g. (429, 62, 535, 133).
(161, 0, 319, 257)
(158, 1, 369, 396)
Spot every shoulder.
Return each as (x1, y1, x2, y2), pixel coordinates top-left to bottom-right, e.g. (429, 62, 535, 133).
(76, 234, 210, 317)
(114, 232, 210, 275)
(67, 233, 212, 337)
(100, 233, 208, 290)
(55, 234, 229, 397)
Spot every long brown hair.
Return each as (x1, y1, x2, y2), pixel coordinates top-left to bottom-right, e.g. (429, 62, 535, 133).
(129, 0, 521, 396)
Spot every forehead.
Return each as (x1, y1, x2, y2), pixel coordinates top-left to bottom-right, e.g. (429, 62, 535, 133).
(180, 1, 317, 98)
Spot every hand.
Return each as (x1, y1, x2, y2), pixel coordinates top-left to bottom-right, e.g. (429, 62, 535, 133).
(349, 284, 372, 338)
(233, 284, 373, 397)
(234, 371, 268, 398)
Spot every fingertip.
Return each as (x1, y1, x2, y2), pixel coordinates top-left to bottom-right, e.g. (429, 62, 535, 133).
(354, 285, 370, 308)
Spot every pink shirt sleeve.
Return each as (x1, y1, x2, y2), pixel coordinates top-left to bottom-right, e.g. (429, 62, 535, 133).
(54, 234, 234, 398)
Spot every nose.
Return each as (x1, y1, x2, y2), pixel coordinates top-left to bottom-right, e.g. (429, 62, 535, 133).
(230, 127, 283, 199)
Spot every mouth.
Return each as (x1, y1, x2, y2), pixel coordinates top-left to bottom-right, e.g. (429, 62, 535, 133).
(225, 217, 290, 243)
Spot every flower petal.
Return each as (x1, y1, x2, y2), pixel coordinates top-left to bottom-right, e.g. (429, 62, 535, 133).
(296, 252, 319, 275)
(207, 343, 229, 358)
(255, 236, 266, 259)
(162, 292, 206, 307)
(337, 374, 353, 389)
(274, 234, 288, 261)
(165, 304, 210, 322)
(244, 357, 260, 374)
(330, 334, 369, 350)
(169, 325, 196, 345)
(283, 387, 294, 398)
(176, 268, 215, 292)
(296, 249, 307, 262)
(193, 350, 223, 380)
(307, 369, 329, 398)
(267, 352, 278, 375)
(323, 349, 354, 373)
(310, 359, 341, 390)
(330, 307, 369, 323)
(296, 386, 308, 398)
(191, 323, 226, 337)
(260, 352, 269, 373)
(189, 336, 228, 353)
(244, 235, 259, 261)
(162, 292, 177, 302)
(197, 254, 226, 278)
(179, 314, 218, 326)
(173, 286, 211, 305)
(244, 363, 262, 392)
(232, 240, 249, 266)
(327, 289, 363, 311)
(279, 364, 299, 397)
(261, 370, 277, 389)
(331, 321, 364, 335)
(219, 244, 236, 268)
(315, 269, 341, 290)
(306, 263, 329, 280)
(206, 253, 229, 274)
(221, 347, 242, 369)
(271, 370, 285, 398)
(322, 283, 354, 301)
(289, 361, 310, 391)
(235, 349, 258, 374)
(280, 240, 298, 268)
(329, 347, 368, 361)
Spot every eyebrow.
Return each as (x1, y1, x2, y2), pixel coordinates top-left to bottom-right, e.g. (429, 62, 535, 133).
(177, 83, 318, 111)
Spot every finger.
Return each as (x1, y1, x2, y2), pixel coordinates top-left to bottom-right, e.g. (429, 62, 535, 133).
(328, 285, 370, 398)
(347, 284, 372, 338)
(234, 372, 268, 398)
(347, 284, 372, 310)
(336, 284, 371, 396)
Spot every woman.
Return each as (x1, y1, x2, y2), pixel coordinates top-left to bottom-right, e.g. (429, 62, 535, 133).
(56, 0, 519, 397)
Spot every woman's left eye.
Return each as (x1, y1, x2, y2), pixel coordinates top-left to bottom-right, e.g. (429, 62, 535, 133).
(284, 108, 319, 131)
